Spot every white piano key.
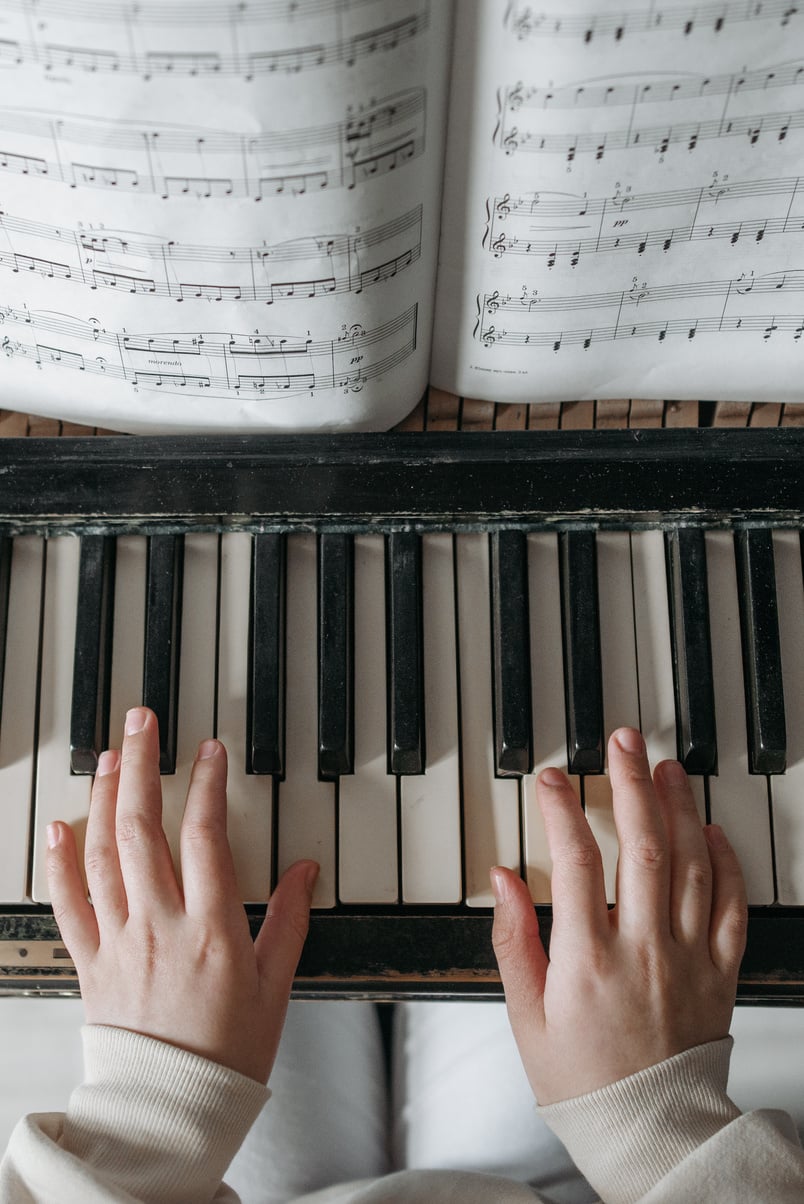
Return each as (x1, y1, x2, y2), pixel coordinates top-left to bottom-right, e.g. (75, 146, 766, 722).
(218, 533, 274, 903)
(583, 532, 640, 902)
(276, 534, 336, 908)
(705, 531, 775, 904)
(456, 533, 520, 907)
(0, 538, 43, 903)
(631, 529, 706, 822)
(770, 531, 804, 903)
(32, 537, 93, 902)
(400, 533, 462, 904)
(522, 532, 580, 905)
(339, 535, 398, 903)
(108, 535, 147, 746)
(156, 534, 219, 880)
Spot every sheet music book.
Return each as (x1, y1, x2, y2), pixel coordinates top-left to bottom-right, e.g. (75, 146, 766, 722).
(0, 0, 802, 433)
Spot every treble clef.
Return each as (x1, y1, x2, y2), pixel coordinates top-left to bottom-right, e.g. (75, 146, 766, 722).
(482, 325, 497, 347)
(492, 232, 507, 258)
(486, 290, 501, 314)
(495, 192, 512, 219)
(507, 82, 525, 112)
(503, 128, 519, 155)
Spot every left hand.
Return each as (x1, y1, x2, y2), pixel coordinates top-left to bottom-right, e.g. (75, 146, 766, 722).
(46, 706, 318, 1084)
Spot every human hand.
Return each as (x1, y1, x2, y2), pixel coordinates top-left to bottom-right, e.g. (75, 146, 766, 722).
(46, 706, 318, 1084)
(491, 728, 748, 1105)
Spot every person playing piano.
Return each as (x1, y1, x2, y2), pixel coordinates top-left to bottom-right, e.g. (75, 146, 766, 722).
(1, 709, 802, 1202)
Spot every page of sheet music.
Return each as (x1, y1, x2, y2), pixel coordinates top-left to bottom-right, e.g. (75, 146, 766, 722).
(0, 0, 452, 432)
(431, 0, 804, 405)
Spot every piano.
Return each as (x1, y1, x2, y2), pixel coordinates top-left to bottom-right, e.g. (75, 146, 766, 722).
(0, 426, 802, 1002)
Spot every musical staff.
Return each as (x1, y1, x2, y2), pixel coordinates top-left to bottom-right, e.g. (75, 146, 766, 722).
(0, 4, 428, 80)
(498, 109, 802, 160)
(0, 205, 422, 303)
(494, 60, 804, 168)
(0, 301, 419, 398)
(3, 0, 400, 23)
(474, 271, 804, 351)
(0, 90, 425, 199)
(481, 270, 804, 315)
(483, 178, 804, 266)
(502, 61, 804, 113)
(503, 1, 802, 43)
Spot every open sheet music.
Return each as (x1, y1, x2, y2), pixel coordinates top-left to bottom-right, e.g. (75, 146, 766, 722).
(0, 0, 802, 432)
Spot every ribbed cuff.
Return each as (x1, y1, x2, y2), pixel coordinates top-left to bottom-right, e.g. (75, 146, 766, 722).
(537, 1037, 741, 1204)
(62, 1025, 269, 1204)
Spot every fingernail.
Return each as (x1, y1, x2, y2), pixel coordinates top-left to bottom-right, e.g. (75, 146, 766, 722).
(490, 866, 508, 902)
(538, 767, 567, 788)
(96, 749, 120, 776)
(197, 739, 219, 760)
(125, 707, 147, 735)
(615, 728, 644, 754)
(303, 862, 320, 893)
(47, 823, 60, 849)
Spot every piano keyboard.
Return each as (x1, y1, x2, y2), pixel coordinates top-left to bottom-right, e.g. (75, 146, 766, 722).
(1, 429, 802, 1000)
(2, 524, 803, 912)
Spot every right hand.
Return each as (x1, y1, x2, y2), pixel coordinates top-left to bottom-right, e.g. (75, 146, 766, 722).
(490, 728, 748, 1105)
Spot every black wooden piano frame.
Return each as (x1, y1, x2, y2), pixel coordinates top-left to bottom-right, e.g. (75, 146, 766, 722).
(0, 427, 803, 1002)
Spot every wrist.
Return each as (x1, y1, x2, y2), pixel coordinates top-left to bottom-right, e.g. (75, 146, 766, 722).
(538, 1037, 740, 1204)
(62, 1025, 269, 1203)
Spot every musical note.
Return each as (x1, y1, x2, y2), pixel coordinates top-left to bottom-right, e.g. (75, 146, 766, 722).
(0, 4, 431, 81)
(501, 61, 804, 115)
(479, 271, 804, 321)
(494, 104, 804, 160)
(504, 1, 801, 42)
(0, 90, 426, 201)
(0, 301, 420, 398)
(483, 177, 804, 265)
(476, 312, 804, 350)
(0, 205, 423, 304)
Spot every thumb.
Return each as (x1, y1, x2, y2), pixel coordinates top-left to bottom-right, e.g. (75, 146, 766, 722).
(255, 860, 318, 994)
(491, 866, 548, 1029)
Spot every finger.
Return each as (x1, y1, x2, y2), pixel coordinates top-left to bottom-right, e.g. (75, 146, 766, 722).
(115, 707, 182, 914)
(653, 759, 712, 946)
(704, 825, 748, 978)
(180, 739, 241, 919)
(490, 866, 548, 1030)
(46, 821, 99, 965)
(536, 767, 608, 945)
(608, 728, 670, 937)
(84, 750, 128, 928)
(254, 860, 318, 1001)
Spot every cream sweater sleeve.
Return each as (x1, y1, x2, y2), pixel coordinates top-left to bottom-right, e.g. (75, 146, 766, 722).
(538, 1036, 804, 1203)
(0, 1025, 269, 1204)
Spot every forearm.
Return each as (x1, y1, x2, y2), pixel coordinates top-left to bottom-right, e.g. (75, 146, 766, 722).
(539, 1037, 804, 1203)
(1, 1026, 268, 1204)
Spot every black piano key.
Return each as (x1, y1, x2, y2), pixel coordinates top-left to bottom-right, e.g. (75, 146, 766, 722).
(248, 533, 286, 776)
(558, 531, 604, 774)
(317, 533, 354, 779)
(490, 529, 533, 775)
(143, 534, 184, 774)
(734, 529, 786, 774)
(0, 537, 11, 730)
(664, 527, 717, 774)
(386, 530, 425, 775)
(70, 536, 116, 774)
